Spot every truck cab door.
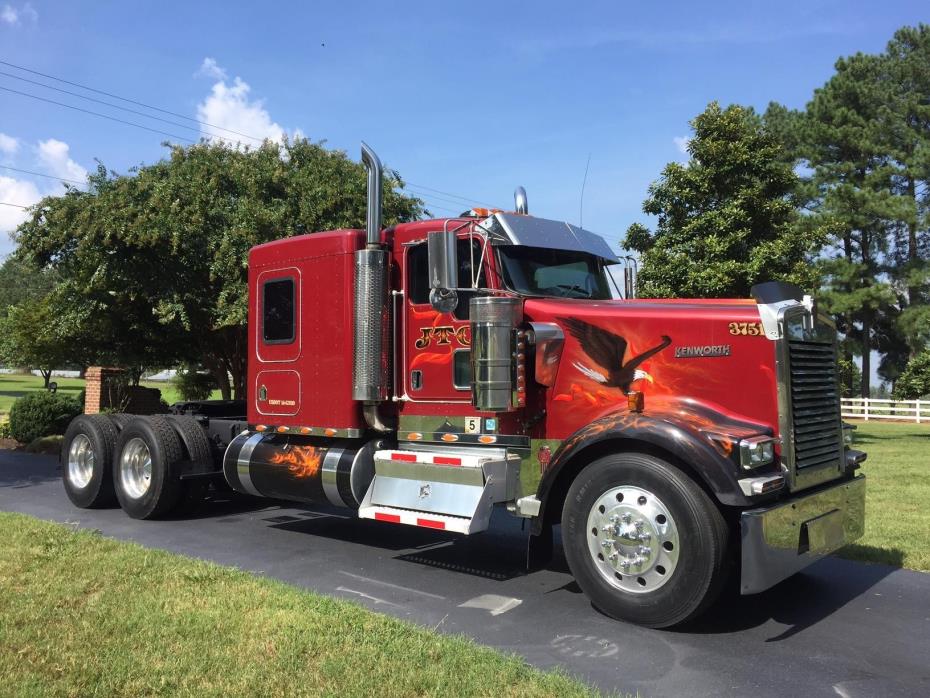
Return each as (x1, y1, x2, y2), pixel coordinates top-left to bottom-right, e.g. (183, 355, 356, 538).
(254, 266, 302, 418)
(402, 237, 486, 402)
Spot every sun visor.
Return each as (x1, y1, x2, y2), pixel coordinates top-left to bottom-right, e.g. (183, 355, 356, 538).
(484, 212, 618, 262)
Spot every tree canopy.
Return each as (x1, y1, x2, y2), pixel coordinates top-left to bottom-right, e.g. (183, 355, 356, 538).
(14, 139, 423, 398)
(623, 102, 826, 299)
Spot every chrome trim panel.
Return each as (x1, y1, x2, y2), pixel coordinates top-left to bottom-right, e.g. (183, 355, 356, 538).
(528, 322, 564, 387)
(740, 475, 865, 594)
(236, 432, 264, 497)
(321, 447, 345, 507)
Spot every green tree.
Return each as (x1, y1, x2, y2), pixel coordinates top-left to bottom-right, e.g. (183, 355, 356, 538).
(893, 350, 930, 399)
(0, 296, 75, 387)
(15, 139, 423, 399)
(883, 25, 930, 358)
(624, 102, 825, 299)
(799, 45, 914, 397)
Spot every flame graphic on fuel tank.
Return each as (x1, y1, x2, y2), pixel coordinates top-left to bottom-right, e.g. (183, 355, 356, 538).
(270, 445, 322, 479)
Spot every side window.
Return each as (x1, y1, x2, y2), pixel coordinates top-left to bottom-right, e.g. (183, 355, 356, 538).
(262, 278, 295, 344)
(407, 244, 430, 304)
(406, 239, 486, 320)
(453, 349, 472, 390)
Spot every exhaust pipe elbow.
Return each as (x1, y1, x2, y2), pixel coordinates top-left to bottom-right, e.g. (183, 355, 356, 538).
(361, 142, 383, 248)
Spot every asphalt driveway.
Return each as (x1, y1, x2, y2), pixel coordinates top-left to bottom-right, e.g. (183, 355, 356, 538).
(1, 450, 927, 697)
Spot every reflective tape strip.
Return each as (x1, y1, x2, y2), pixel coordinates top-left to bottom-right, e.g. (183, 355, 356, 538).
(236, 432, 265, 497)
(416, 518, 446, 530)
(432, 456, 462, 466)
(359, 506, 471, 534)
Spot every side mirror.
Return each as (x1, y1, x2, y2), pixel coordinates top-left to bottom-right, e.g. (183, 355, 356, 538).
(427, 230, 458, 313)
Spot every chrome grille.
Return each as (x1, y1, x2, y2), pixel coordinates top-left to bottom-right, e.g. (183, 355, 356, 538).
(787, 339, 843, 471)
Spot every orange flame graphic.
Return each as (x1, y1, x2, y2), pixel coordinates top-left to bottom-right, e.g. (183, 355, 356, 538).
(270, 446, 323, 479)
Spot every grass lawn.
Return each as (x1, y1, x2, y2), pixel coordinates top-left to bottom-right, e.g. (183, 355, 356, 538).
(0, 373, 220, 416)
(837, 422, 930, 572)
(0, 513, 597, 698)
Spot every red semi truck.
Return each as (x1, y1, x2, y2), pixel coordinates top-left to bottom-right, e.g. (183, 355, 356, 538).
(61, 143, 866, 628)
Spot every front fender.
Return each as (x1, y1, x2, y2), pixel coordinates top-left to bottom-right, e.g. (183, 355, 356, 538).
(533, 401, 773, 533)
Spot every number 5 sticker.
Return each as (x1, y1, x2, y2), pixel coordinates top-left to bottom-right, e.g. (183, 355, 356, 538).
(464, 417, 480, 434)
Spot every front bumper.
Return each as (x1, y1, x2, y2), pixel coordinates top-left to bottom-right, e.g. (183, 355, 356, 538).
(740, 475, 865, 594)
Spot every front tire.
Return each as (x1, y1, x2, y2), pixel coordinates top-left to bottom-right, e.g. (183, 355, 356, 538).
(113, 416, 184, 519)
(61, 415, 118, 508)
(562, 452, 729, 628)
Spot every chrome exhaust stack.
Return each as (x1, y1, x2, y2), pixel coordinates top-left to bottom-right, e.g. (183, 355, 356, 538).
(353, 143, 391, 426)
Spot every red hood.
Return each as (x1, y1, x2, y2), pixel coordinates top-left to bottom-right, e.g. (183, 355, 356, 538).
(523, 297, 778, 440)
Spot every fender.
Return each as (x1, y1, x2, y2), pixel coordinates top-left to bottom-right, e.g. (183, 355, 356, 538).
(530, 399, 774, 535)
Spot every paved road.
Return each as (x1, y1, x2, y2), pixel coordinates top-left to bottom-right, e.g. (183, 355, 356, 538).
(2, 451, 928, 697)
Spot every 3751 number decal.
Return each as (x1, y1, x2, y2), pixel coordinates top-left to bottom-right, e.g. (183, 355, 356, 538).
(728, 322, 765, 336)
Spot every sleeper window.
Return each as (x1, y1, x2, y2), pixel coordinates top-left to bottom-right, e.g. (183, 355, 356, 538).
(262, 278, 295, 344)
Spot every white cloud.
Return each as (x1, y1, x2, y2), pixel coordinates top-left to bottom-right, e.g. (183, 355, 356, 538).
(0, 132, 18, 156)
(36, 138, 88, 183)
(1, 3, 37, 25)
(673, 136, 691, 156)
(196, 59, 299, 147)
(0, 175, 40, 240)
(195, 57, 227, 81)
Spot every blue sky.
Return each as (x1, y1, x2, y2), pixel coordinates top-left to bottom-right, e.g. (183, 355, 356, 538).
(0, 0, 927, 261)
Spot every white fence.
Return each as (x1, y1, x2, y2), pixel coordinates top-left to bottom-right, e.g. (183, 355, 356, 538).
(841, 397, 926, 423)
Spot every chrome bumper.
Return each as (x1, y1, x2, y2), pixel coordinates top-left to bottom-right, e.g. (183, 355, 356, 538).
(740, 475, 865, 594)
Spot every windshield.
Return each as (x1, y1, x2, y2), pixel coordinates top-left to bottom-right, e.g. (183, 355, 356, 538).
(496, 246, 613, 299)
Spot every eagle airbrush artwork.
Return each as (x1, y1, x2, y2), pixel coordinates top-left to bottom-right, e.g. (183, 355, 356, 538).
(559, 317, 672, 393)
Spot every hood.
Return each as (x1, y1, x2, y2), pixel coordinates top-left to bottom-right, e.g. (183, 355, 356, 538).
(523, 297, 779, 440)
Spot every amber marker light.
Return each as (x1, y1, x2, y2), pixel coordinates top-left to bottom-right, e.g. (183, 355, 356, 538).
(299, 427, 312, 434)
(441, 433, 459, 442)
(276, 426, 288, 433)
(627, 391, 645, 413)
(478, 435, 497, 444)
(324, 428, 337, 437)
(255, 425, 267, 432)
(407, 432, 423, 441)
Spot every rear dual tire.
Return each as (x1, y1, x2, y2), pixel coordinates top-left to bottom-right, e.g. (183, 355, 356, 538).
(562, 452, 729, 628)
(61, 415, 119, 508)
(113, 416, 185, 520)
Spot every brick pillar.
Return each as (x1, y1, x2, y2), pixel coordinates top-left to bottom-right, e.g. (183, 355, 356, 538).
(84, 367, 126, 414)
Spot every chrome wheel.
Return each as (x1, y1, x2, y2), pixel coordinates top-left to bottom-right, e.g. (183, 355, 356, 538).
(67, 434, 95, 489)
(586, 485, 680, 594)
(120, 437, 152, 500)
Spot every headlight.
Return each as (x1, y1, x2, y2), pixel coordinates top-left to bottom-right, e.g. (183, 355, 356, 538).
(739, 436, 777, 469)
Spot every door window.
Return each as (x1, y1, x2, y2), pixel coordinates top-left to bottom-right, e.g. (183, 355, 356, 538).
(262, 278, 295, 344)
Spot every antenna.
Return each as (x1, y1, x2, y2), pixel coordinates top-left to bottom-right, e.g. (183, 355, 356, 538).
(579, 152, 591, 228)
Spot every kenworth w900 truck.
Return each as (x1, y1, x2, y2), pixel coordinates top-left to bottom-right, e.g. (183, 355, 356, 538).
(61, 142, 866, 628)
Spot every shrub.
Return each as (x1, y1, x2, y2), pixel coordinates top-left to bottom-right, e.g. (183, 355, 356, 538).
(8, 392, 83, 444)
(172, 364, 216, 401)
(0, 419, 11, 439)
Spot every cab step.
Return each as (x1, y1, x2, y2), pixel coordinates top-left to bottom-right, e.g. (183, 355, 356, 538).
(356, 446, 520, 535)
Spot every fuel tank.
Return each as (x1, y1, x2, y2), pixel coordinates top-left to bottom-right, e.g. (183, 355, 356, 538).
(223, 433, 384, 508)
